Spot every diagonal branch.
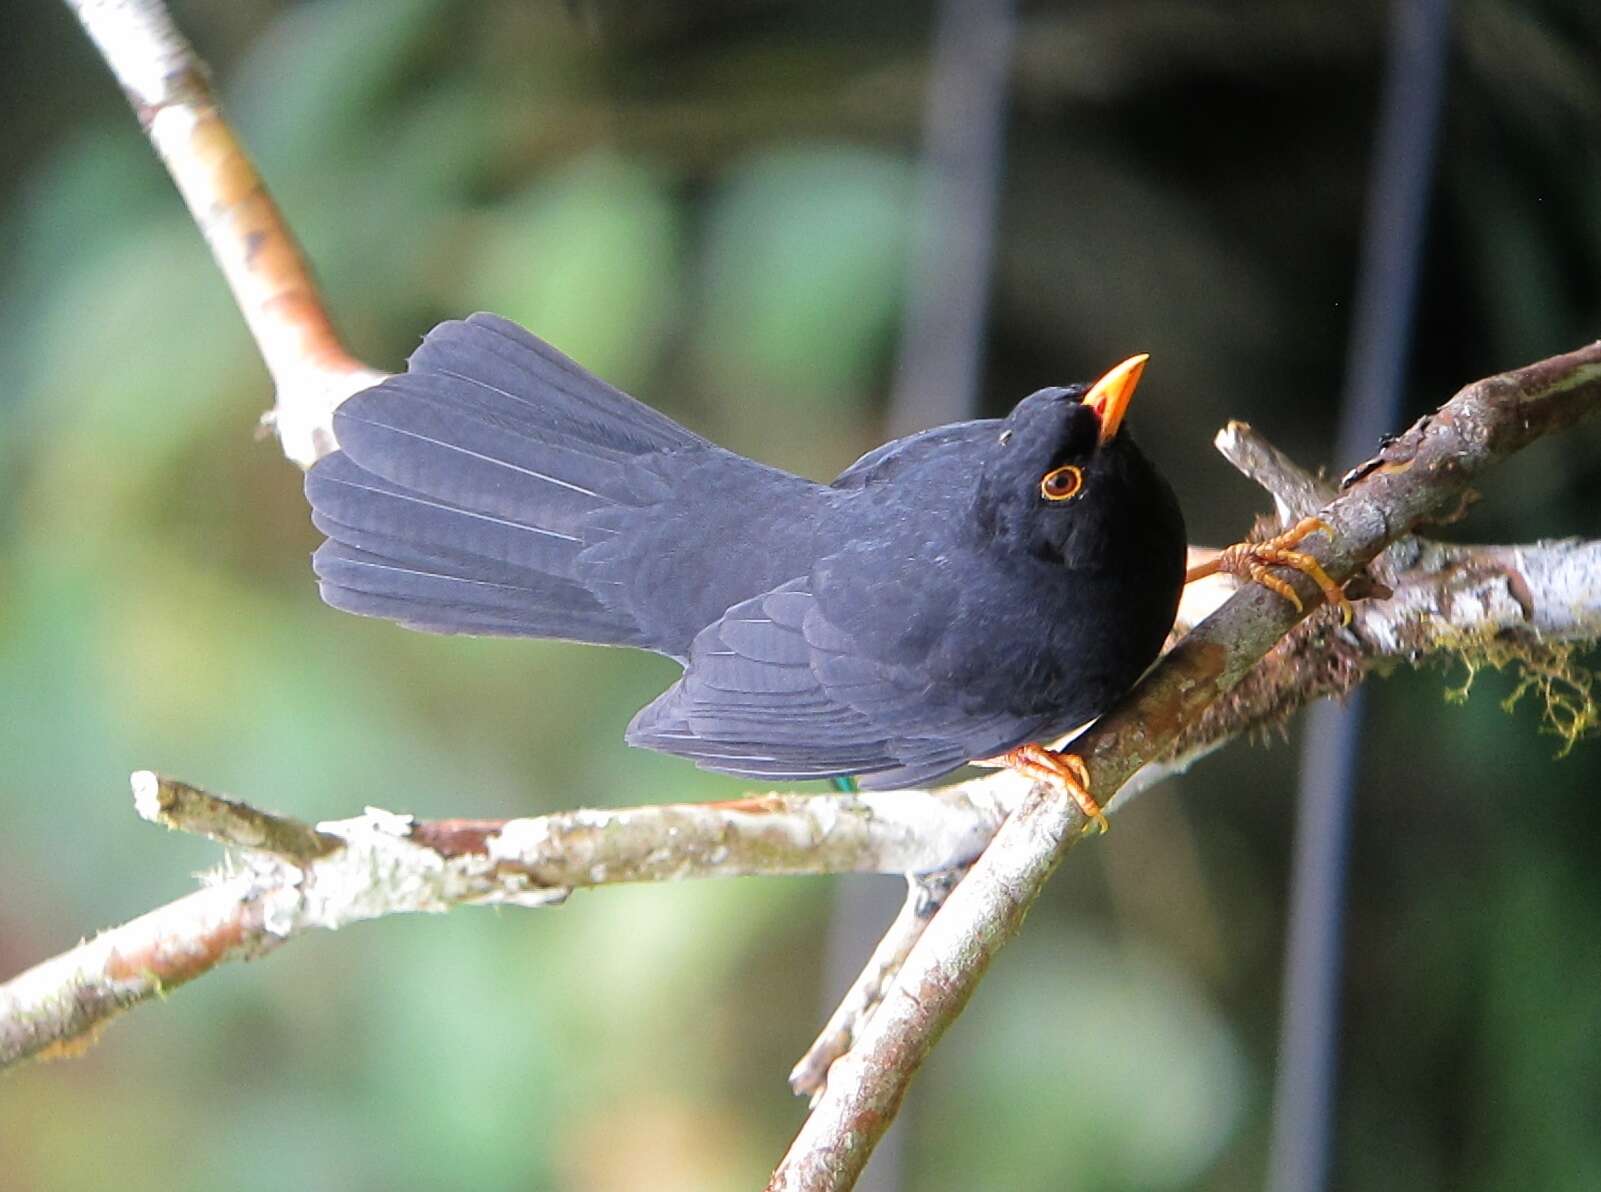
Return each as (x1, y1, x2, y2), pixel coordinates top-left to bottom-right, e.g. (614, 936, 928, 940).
(63, 0, 385, 467)
(790, 868, 966, 1101)
(133, 772, 341, 860)
(39, 8, 1601, 1192)
(766, 341, 1601, 1191)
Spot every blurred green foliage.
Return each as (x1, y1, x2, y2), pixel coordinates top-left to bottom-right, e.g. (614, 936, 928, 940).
(2, 1, 1599, 1189)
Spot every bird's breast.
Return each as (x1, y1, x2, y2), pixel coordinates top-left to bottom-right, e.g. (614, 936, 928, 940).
(927, 543, 1182, 732)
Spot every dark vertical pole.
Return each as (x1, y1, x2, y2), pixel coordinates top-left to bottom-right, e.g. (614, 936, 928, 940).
(1265, 2, 1450, 1190)
(822, 1, 1016, 1189)
(885, 0, 1017, 438)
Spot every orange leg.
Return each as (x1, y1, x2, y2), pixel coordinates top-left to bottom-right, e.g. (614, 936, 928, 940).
(1185, 516, 1352, 625)
(1002, 744, 1107, 834)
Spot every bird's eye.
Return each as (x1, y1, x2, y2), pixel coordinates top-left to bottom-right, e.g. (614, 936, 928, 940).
(1040, 464, 1084, 502)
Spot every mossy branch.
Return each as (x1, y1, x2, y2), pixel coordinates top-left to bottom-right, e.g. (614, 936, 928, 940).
(29, 6, 1601, 1192)
(769, 340, 1601, 1191)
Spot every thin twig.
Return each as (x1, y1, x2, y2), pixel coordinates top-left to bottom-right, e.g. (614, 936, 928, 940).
(1215, 421, 1337, 522)
(0, 877, 283, 1065)
(791, 870, 964, 1101)
(412, 786, 1019, 886)
(62, 0, 385, 467)
(132, 771, 340, 861)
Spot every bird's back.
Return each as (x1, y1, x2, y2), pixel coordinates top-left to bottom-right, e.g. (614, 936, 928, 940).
(307, 314, 1185, 789)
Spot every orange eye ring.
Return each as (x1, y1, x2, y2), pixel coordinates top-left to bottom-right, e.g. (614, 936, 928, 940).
(1040, 464, 1084, 502)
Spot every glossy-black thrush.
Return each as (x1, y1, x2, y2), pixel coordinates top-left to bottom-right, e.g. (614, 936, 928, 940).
(306, 313, 1345, 828)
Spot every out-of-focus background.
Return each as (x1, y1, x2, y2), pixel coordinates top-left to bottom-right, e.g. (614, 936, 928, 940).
(2, 2, 1598, 1189)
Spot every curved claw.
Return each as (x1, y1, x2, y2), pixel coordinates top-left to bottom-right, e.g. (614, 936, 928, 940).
(1001, 744, 1107, 834)
(1209, 516, 1353, 625)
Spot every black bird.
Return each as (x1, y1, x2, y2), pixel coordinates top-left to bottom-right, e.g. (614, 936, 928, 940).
(306, 314, 1340, 827)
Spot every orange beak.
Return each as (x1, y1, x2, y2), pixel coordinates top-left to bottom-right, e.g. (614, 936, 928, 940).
(1083, 354, 1148, 444)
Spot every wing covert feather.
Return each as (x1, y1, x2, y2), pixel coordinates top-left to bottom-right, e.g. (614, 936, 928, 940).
(627, 575, 1043, 785)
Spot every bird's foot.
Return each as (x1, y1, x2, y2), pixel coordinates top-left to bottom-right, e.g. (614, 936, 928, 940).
(1189, 516, 1352, 624)
(1002, 744, 1107, 834)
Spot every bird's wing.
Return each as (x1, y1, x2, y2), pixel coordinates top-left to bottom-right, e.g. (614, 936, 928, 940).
(626, 575, 1039, 788)
(830, 419, 999, 489)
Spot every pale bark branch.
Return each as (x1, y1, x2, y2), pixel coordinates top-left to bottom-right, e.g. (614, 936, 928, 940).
(64, 0, 385, 467)
(37, 6, 1601, 1191)
(789, 869, 964, 1101)
(6, 383, 1599, 1079)
(0, 878, 282, 1066)
(409, 782, 1024, 886)
(1215, 419, 1337, 522)
(1, 774, 1024, 1069)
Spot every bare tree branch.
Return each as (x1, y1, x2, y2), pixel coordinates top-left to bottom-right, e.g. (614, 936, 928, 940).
(63, 0, 385, 467)
(0, 773, 1025, 1069)
(0, 877, 283, 1065)
(790, 869, 964, 1101)
(36, 8, 1601, 1192)
(132, 772, 341, 861)
(5, 395, 1600, 1077)
(765, 341, 1601, 1191)
(1215, 420, 1337, 520)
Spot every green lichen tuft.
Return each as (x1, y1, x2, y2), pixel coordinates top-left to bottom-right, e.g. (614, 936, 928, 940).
(1441, 633, 1599, 757)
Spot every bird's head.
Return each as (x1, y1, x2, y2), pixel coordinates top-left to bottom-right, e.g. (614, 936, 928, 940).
(976, 355, 1173, 567)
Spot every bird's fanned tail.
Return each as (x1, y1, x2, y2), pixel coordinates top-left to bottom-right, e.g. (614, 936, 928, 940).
(306, 313, 705, 648)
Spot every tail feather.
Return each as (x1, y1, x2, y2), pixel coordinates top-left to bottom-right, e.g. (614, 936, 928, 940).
(314, 540, 638, 642)
(310, 506, 552, 591)
(408, 313, 708, 455)
(307, 451, 586, 579)
(353, 363, 647, 464)
(305, 313, 701, 648)
(331, 377, 640, 530)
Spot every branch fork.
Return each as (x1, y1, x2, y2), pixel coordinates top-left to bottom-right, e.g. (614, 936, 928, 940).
(24, 6, 1601, 1192)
